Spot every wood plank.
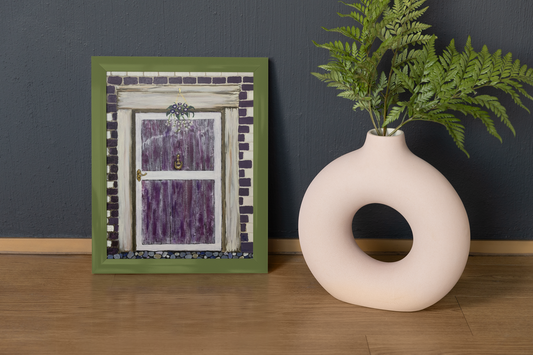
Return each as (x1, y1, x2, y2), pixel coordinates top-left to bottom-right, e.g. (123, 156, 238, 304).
(367, 335, 533, 354)
(457, 296, 533, 337)
(3, 254, 533, 354)
(451, 263, 533, 298)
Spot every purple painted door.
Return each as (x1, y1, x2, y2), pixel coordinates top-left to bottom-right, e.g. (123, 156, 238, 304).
(135, 113, 221, 249)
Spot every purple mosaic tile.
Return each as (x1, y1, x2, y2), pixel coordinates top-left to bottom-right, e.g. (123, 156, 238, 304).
(239, 143, 249, 150)
(107, 121, 117, 130)
(241, 224, 247, 232)
(238, 134, 245, 142)
(108, 232, 118, 240)
(239, 178, 251, 187)
(112, 113, 117, 120)
(108, 173, 118, 181)
(183, 77, 196, 84)
(239, 197, 243, 205)
(113, 181, 118, 188)
(106, 104, 117, 113)
(107, 156, 118, 165)
(124, 77, 138, 85)
(107, 247, 119, 254)
(242, 84, 254, 91)
(111, 210, 119, 218)
(239, 152, 244, 160)
(238, 125, 250, 133)
(169, 77, 182, 84)
(111, 240, 119, 247)
(107, 203, 119, 210)
(106, 85, 115, 93)
(240, 214, 249, 223)
(240, 205, 253, 214)
(239, 117, 253, 124)
(109, 148, 118, 155)
(139, 77, 153, 84)
(239, 188, 249, 196)
(239, 92, 247, 100)
(154, 77, 168, 85)
(111, 196, 119, 203)
(243, 76, 254, 83)
(107, 94, 117, 103)
(240, 233, 249, 242)
(111, 131, 118, 139)
(110, 165, 118, 173)
(213, 77, 226, 84)
(228, 76, 242, 83)
(107, 139, 118, 147)
(239, 109, 247, 116)
(239, 100, 253, 107)
(241, 242, 253, 252)
(239, 160, 252, 169)
(108, 218, 119, 225)
(107, 76, 122, 85)
(239, 169, 245, 177)
(198, 77, 212, 84)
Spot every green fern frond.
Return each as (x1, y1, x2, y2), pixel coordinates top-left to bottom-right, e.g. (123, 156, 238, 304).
(313, 0, 533, 156)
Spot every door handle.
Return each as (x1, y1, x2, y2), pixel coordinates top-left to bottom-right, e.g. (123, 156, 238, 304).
(136, 169, 147, 182)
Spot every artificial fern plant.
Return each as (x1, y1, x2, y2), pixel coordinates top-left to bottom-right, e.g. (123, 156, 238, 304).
(313, 0, 533, 156)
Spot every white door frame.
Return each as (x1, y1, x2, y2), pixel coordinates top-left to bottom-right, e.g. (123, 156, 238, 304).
(134, 112, 222, 251)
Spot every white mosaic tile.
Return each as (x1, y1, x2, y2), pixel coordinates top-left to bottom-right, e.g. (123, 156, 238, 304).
(241, 151, 253, 161)
(189, 72, 206, 76)
(243, 133, 253, 143)
(111, 71, 127, 76)
(143, 72, 158, 76)
(127, 72, 143, 76)
(241, 195, 253, 207)
(159, 72, 175, 76)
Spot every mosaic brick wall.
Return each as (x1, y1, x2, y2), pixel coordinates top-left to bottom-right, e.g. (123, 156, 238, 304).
(105, 72, 254, 257)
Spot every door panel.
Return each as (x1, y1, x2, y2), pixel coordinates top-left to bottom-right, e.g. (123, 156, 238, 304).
(141, 119, 215, 172)
(141, 180, 215, 245)
(135, 112, 222, 251)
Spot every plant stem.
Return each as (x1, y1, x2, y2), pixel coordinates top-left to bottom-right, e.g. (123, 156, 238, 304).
(368, 108, 379, 133)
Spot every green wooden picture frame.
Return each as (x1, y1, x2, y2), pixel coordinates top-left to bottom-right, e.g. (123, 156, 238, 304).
(91, 57, 268, 273)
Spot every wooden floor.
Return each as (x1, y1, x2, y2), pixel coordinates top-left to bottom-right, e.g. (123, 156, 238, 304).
(1, 254, 533, 354)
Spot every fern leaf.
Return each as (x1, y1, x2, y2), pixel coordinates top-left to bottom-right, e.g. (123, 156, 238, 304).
(383, 105, 406, 125)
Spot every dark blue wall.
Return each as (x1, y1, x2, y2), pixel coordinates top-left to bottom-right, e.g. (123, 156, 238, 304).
(1, 0, 532, 240)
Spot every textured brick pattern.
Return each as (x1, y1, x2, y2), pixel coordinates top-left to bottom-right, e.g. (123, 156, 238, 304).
(105, 72, 255, 256)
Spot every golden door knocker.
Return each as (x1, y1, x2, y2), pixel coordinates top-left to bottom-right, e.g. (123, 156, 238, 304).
(136, 169, 147, 182)
(174, 154, 183, 170)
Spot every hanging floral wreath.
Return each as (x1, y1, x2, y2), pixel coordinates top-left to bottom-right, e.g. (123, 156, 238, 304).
(166, 89, 195, 132)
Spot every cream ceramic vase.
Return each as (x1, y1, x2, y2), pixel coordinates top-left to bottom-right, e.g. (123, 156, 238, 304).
(298, 129, 470, 312)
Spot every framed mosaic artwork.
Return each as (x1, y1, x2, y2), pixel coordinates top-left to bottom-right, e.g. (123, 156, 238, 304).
(91, 57, 268, 273)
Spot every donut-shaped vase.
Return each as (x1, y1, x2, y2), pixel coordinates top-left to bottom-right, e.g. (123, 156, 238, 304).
(298, 130, 470, 312)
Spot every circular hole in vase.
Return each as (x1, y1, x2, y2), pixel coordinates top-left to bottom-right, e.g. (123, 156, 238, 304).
(352, 203, 413, 262)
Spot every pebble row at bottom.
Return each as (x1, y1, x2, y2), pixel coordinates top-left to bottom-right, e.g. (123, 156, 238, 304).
(107, 251, 254, 259)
